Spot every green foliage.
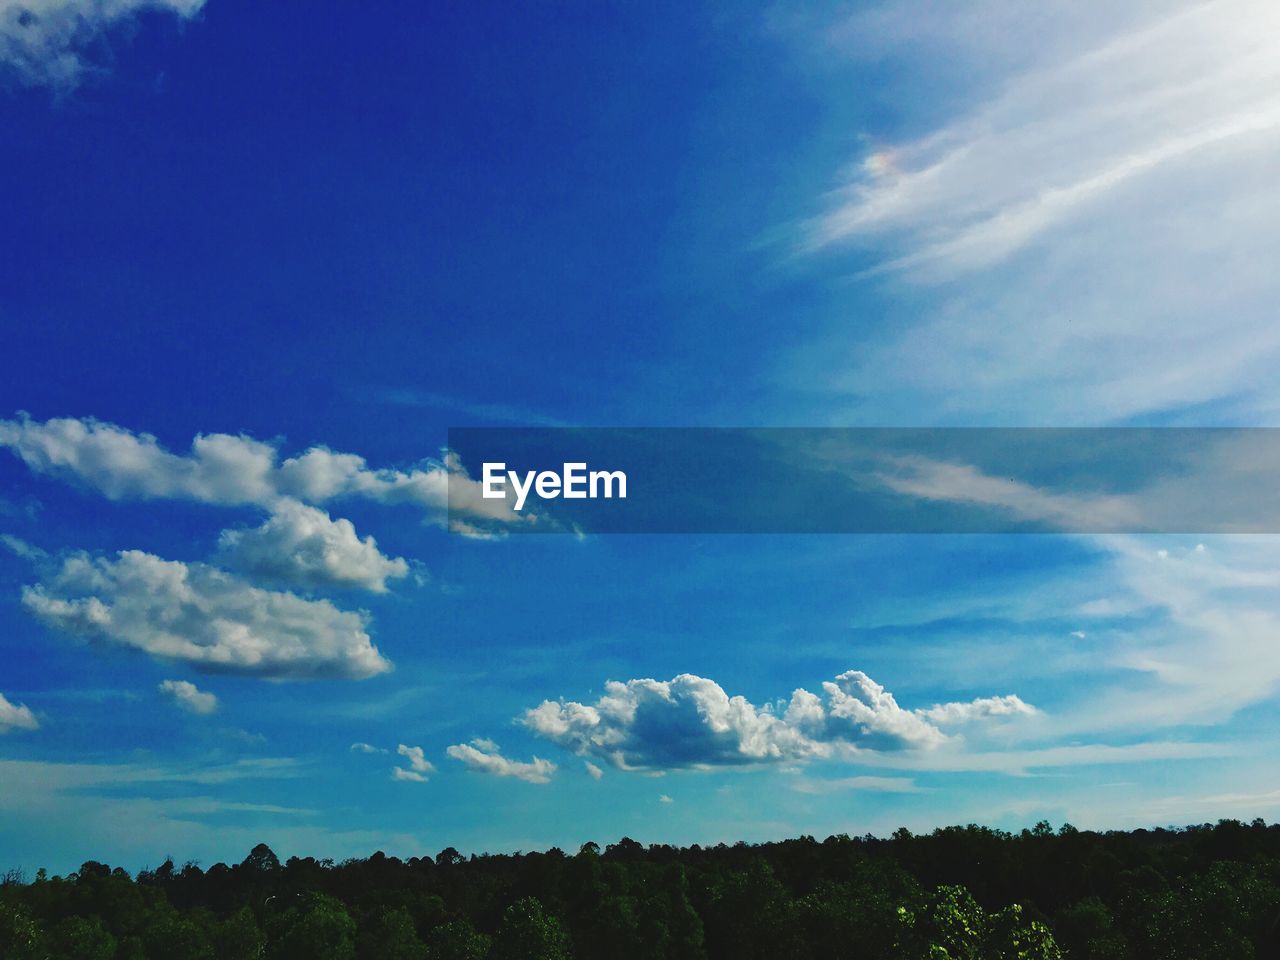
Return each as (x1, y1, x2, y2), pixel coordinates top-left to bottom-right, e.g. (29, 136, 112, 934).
(896, 885, 1062, 960)
(47, 914, 117, 960)
(0, 900, 44, 960)
(4, 820, 1280, 959)
(424, 919, 491, 960)
(268, 892, 357, 960)
(357, 906, 427, 960)
(490, 896, 573, 960)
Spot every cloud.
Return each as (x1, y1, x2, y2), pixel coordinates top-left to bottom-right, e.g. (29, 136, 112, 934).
(522, 669, 1033, 771)
(806, 1, 1280, 275)
(0, 533, 46, 561)
(216, 500, 409, 593)
(584, 760, 603, 780)
(790, 775, 920, 795)
(350, 742, 387, 755)
(789, 0, 1280, 424)
(0, 0, 205, 89)
(658, 794, 673, 804)
(157, 679, 218, 715)
(445, 739, 556, 784)
(393, 743, 434, 782)
(918, 695, 1038, 725)
(0, 414, 522, 532)
(0, 692, 38, 733)
(875, 455, 1141, 531)
(22, 549, 391, 680)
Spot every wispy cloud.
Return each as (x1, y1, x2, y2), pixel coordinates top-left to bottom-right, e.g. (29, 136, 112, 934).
(0, 0, 205, 89)
(791, 0, 1280, 423)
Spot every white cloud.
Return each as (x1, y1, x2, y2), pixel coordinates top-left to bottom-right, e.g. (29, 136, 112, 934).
(658, 794, 673, 804)
(393, 743, 434, 783)
(875, 455, 1140, 531)
(584, 760, 603, 780)
(790, 775, 920, 795)
(918, 695, 1037, 726)
(0, 414, 524, 532)
(216, 500, 409, 593)
(350, 742, 386, 754)
(22, 549, 391, 680)
(157, 679, 218, 715)
(790, 0, 1280, 424)
(0, 533, 46, 561)
(0, 0, 205, 89)
(445, 739, 556, 784)
(0, 692, 38, 733)
(522, 669, 1033, 771)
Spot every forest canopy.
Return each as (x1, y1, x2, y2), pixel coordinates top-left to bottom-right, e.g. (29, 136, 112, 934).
(4, 819, 1280, 959)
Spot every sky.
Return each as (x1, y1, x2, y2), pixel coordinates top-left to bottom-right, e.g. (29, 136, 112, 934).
(4, 0, 1280, 874)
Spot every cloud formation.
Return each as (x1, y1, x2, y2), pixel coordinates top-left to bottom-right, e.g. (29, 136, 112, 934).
(792, 0, 1280, 424)
(523, 669, 1034, 771)
(393, 743, 434, 783)
(216, 500, 409, 593)
(22, 549, 391, 680)
(0, 414, 520, 532)
(0, 0, 204, 88)
(445, 739, 556, 784)
(157, 679, 218, 715)
(0, 692, 38, 733)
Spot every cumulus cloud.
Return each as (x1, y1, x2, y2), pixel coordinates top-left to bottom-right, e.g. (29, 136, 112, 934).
(0, 0, 204, 89)
(157, 679, 218, 715)
(393, 743, 434, 782)
(0, 414, 523, 532)
(445, 739, 556, 784)
(216, 500, 409, 593)
(21, 549, 391, 680)
(522, 669, 1033, 771)
(0, 692, 39, 733)
(918, 695, 1038, 725)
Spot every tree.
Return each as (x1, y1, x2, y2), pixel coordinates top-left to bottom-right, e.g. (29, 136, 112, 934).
(269, 892, 357, 960)
(213, 906, 265, 960)
(424, 919, 491, 960)
(46, 915, 117, 960)
(0, 901, 44, 960)
(357, 906, 427, 960)
(490, 897, 572, 960)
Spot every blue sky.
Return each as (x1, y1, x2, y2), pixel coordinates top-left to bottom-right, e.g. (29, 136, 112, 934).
(4, 0, 1280, 874)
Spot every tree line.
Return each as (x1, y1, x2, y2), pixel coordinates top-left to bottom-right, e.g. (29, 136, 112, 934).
(5, 818, 1280, 959)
